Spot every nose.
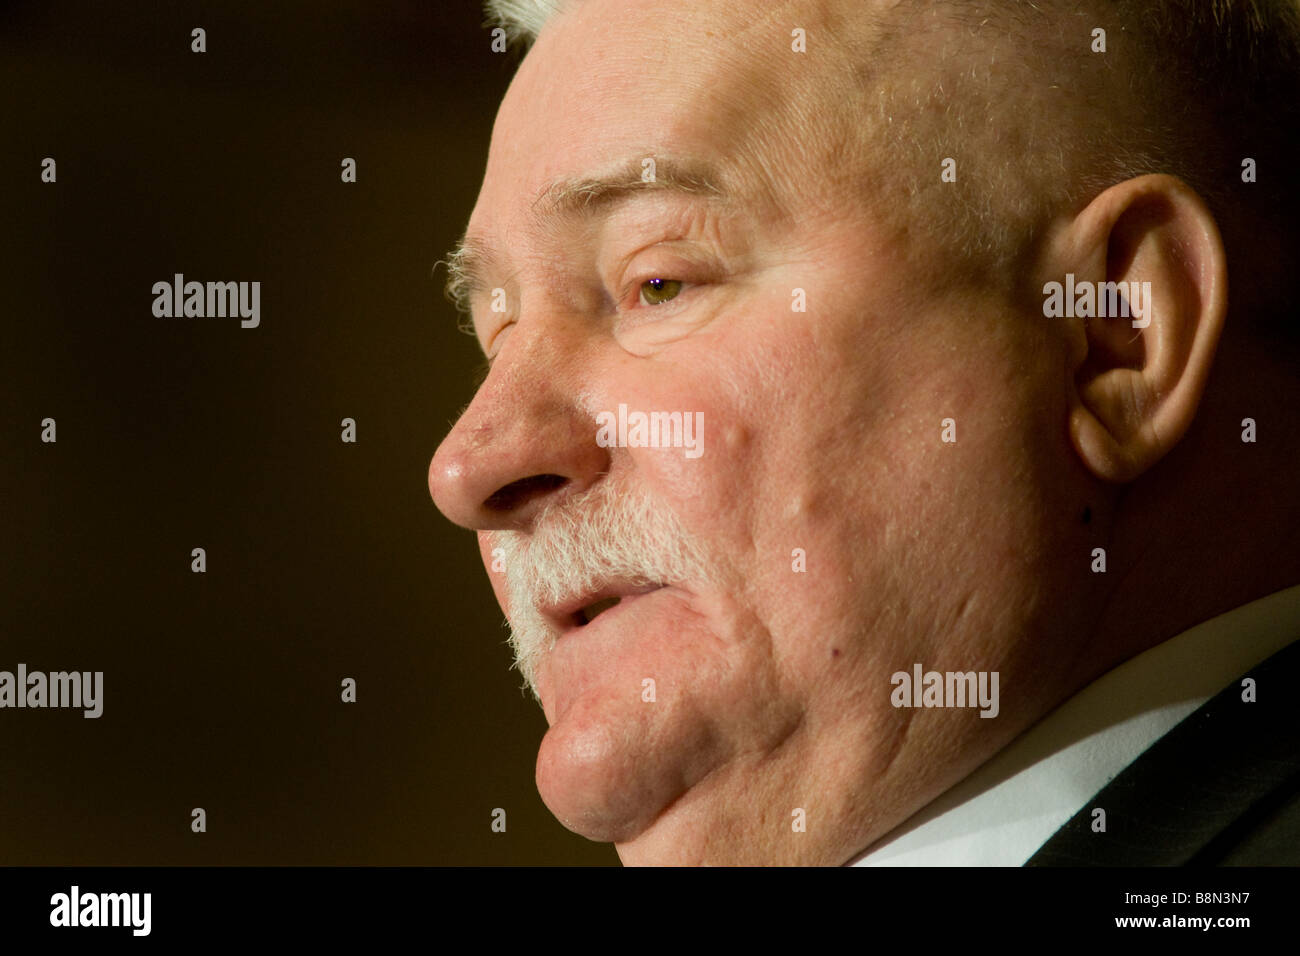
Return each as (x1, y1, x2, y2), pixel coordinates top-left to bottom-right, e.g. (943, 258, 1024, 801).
(428, 323, 610, 532)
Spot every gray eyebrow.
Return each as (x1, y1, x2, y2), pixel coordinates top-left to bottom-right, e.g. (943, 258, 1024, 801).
(439, 235, 499, 322)
(439, 155, 731, 318)
(531, 156, 728, 223)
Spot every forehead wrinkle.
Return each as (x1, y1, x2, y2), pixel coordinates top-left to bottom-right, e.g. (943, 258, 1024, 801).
(640, 5, 885, 225)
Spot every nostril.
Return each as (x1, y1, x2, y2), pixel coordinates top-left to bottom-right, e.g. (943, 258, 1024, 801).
(484, 473, 569, 513)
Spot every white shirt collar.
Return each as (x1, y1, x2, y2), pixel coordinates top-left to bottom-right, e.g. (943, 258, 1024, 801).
(849, 582, 1300, 866)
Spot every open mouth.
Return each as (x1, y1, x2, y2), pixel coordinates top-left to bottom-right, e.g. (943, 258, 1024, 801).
(577, 596, 622, 625)
(555, 583, 667, 633)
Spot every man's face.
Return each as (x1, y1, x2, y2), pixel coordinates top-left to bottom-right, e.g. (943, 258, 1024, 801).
(430, 0, 1095, 864)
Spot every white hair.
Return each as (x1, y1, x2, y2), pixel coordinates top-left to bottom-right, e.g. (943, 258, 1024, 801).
(483, 0, 564, 46)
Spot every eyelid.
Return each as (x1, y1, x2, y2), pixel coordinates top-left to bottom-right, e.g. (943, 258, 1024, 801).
(617, 274, 698, 311)
(484, 318, 515, 365)
(614, 246, 717, 311)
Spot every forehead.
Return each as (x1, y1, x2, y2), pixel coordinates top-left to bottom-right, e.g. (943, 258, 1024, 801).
(467, 0, 847, 240)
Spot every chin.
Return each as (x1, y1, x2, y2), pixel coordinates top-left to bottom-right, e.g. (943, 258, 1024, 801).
(529, 591, 742, 844)
(533, 698, 668, 844)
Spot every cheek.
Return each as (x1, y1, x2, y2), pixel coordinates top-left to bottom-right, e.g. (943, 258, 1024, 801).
(687, 294, 1026, 698)
(601, 364, 761, 581)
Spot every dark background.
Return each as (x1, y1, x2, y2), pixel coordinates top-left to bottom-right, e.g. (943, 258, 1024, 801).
(0, 0, 619, 865)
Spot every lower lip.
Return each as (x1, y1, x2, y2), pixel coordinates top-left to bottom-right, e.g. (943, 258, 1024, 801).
(543, 585, 681, 719)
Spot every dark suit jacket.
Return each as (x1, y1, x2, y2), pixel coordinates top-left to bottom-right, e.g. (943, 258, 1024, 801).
(1027, 638, 1300, 865)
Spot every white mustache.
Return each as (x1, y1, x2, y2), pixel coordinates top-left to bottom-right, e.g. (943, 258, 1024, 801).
(489, 482, 713, 700)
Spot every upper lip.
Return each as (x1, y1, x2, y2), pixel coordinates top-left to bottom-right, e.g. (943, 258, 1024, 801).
(542, 580, 667, 632)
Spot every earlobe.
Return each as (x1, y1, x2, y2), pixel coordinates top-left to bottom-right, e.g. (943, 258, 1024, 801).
(1067, 375, 1151, 484)
(1045, 174, 1228, 484)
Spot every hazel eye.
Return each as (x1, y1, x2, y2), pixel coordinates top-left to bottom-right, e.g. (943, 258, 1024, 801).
(638, 277, 683, 306)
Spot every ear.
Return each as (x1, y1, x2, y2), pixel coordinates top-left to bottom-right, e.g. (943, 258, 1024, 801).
(1040, 174, 1228, 483)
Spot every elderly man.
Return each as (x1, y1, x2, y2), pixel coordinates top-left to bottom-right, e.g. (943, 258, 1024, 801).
(428, 0, 1300, 865)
